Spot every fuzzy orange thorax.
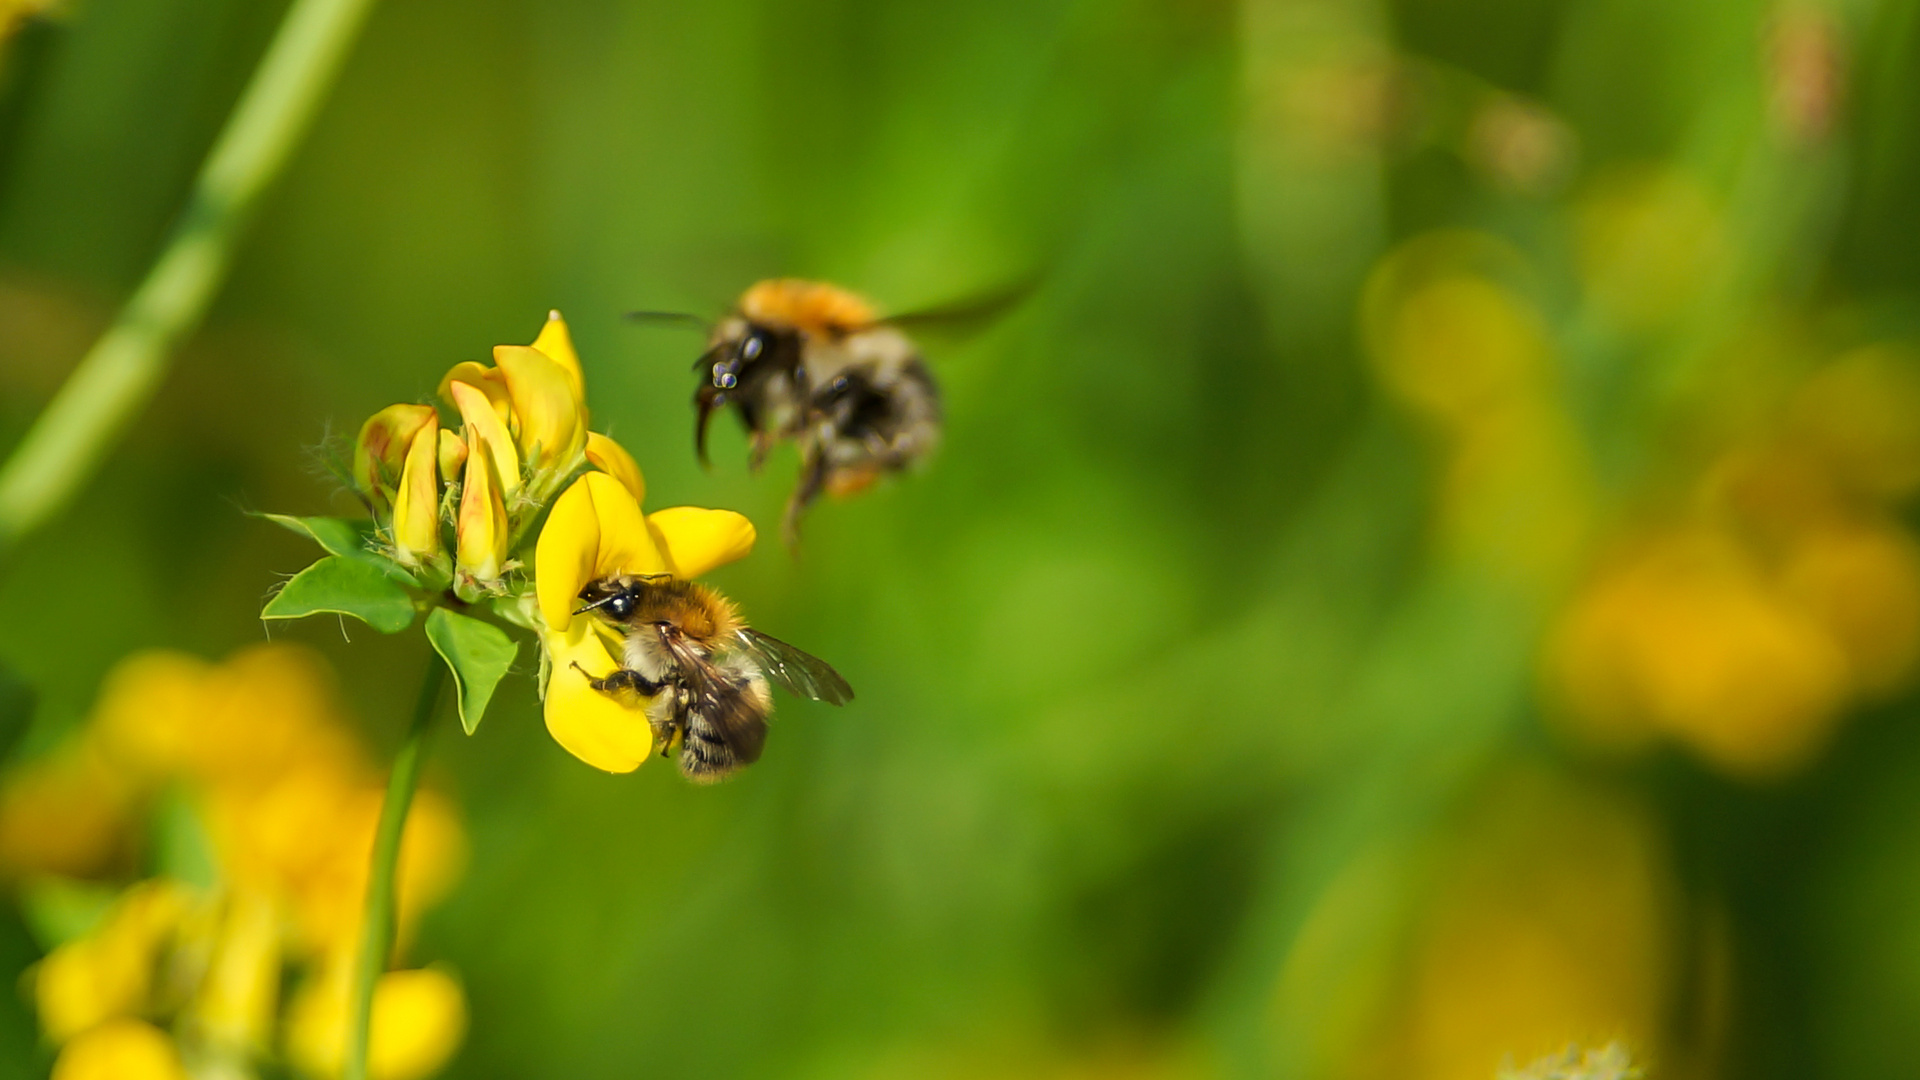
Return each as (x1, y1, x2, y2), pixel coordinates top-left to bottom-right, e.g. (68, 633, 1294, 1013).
(738, 279, 878, 338)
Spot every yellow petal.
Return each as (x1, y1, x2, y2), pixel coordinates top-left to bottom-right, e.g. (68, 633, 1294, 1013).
(390, 421, 442, 565)
(585, 432, 646, 503)
(437, 429, 467, 481)
(436, 362, 509, 420)
(494, 344, 585, 470)
(455, 443, 509, 584)
(531, 309, 586, 403)
(534, 476, 603, 633)
(447, 380, 520, 498)
(540, 621, 656, 773)
(51, 1019, 187, 1080)
(353, 404, 437, 511)
(534, 473, 665, 632)
(647, 506, 757, 578)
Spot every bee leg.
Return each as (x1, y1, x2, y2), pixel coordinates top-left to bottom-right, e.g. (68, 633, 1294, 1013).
(570, 663, 663, 698)
(649, 717, 681, 758)
(783, 443, 830, 549)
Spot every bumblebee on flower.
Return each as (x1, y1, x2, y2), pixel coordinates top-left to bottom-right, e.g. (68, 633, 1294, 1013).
(269, 311, 851, 777)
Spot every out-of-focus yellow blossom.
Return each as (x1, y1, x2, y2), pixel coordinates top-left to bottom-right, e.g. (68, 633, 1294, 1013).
(287, 960, 467, 1080)
(50, 1018, 188, 1080)
(1784, 344, 1920, 501)
(532, 469, 756, 772)
(1362, 232, 1596, 592)
(0, 745, 135, 880)
(1573, 165, 1725, 333)
(1545, 346, 1920, 779)
(35, 881, 190, 1042)
(1278, 766, 1713, 1080)
(1545, 527, 1852, 776)
(2, 644, 467, 1080)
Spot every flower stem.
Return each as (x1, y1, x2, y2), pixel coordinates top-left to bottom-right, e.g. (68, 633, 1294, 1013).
(0, 0, 382, 549)
(344, 654, 446, 1080)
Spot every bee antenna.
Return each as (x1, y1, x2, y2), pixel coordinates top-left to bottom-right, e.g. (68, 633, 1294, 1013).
(624, 310, 713, 333)
(573, 594, 620, 616)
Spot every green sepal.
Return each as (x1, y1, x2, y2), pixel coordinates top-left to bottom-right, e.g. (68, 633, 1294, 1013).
(262, 555, 416, 633)
(425, 607, 519, 735)
(257, 513, 419, 586)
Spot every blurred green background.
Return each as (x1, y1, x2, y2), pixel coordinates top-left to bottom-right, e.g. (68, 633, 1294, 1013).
(4, 0, 1920, 1076)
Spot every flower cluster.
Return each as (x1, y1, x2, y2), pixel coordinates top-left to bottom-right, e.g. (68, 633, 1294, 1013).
(1544, 346, 1920, 779)
(270, 312, 757, 772)
(0, 645, 466, 1080)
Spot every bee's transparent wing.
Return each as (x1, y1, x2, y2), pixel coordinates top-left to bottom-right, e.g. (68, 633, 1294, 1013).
(730, 628, 854, 705)
(654, 626, 769, 762)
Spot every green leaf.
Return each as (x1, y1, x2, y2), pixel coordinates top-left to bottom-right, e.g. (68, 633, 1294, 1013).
(425, 607, 520, 735)
(262, 555, 416, 633)
(258, 513, 417, 585)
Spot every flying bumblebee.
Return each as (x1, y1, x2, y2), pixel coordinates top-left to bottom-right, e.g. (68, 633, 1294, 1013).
(572, 574, 854, 783)
(639, 279, 943, 544)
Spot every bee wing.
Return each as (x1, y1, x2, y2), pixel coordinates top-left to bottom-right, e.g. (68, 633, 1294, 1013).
(879, 274, 1042, 339)
(653, 626, 770, 763)
(729, 628, 854, 705)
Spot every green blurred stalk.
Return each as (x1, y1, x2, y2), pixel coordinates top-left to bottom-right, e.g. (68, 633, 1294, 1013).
(0, 0, 382, 549)
(345, 655, 445, 1080)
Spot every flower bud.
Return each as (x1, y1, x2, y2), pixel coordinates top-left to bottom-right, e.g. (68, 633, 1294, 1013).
(389, 419, 443, 568)
(352, 404, 437, 515)
(454, 436, 510, 594)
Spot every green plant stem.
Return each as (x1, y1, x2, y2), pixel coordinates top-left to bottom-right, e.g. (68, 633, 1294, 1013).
(0, 0, 382, 549)
(344, 654, 446, 1080)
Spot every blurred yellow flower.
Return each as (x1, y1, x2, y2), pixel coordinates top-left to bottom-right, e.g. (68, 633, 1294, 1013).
(287, 960, 467, 1080)
(35, 881, 190, 1042)
(3, 643, 468, 1080)
(1361, 231, 1596, 591)
(1544, 342, 1920, 779)
(532, 468, 756, 772)
(1545, 527, 1852, 777)
(1573, 165, 1724, 333)
(1278, 767, 1710, 1080)
(50, 1018, 188, 1080)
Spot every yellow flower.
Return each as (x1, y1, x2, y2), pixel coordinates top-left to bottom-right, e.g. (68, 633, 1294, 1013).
(439, 311, 590, 504)
(389, 415, 443, 569)
(180, 890, 280, 1056)
(1275, 767, 1709, 1080)
(287, 960, 467, 1080)
(532, 467, 755, 772)
(1543, 528, 1851, 778)
(35, 881, 190, 1042)
(453, 435, 510, 595)
(50, 1018, 188, 1080)
(352, 404, 437, 516)
(0, 744, 135, 880)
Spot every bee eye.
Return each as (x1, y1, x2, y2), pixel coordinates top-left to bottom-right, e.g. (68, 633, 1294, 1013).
(607, 594, 635, 620)
(740, 334, 764, 361)
(711, 361, 739, 390)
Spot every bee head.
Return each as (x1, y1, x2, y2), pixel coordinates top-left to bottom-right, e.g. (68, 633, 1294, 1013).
(575, 579, 638, 621)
